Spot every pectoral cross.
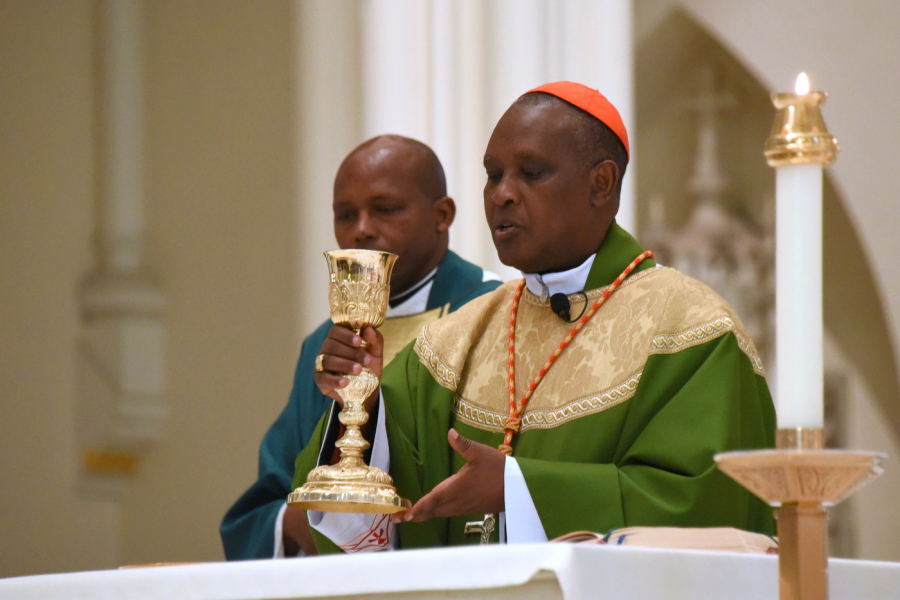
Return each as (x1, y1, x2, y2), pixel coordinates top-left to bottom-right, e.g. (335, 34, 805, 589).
(464, 513, 496, 545)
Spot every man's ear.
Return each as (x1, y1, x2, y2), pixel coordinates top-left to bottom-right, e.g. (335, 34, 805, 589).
(433, 196, 456, 233)
(590, 160, 620, 207)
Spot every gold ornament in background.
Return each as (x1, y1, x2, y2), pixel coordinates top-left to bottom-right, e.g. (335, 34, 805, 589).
(288, 249, 409, 514)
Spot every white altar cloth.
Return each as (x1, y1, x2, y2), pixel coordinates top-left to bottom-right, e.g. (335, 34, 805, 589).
(1, 544, 898, 600)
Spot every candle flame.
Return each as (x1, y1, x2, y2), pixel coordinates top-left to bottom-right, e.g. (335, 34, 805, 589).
(795, 72, 810, 95)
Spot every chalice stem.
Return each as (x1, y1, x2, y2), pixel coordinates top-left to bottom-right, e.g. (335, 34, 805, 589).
(334, 400, 370, 468)
(333, 357, 379, 467)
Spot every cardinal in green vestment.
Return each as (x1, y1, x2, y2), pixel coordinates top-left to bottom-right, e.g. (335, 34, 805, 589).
(220, 135, 500, 560)
(294, 82, 776, 554)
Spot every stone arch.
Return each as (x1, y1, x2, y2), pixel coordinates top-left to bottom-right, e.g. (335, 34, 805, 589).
(634, 8, 900, 444)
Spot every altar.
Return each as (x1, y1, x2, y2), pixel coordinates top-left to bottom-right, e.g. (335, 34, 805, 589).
(1, 544, 898, 600)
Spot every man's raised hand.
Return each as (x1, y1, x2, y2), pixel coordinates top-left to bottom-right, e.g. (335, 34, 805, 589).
(394, 429, 505, 523)
(313, 324, 384, 413)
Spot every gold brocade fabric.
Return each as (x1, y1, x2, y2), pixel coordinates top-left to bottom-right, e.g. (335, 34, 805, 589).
(380, 305, 448, 365)
(414, 267, 763, 434)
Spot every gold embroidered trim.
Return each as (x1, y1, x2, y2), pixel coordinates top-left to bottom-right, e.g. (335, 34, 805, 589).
(650, 317, 765, 376)
(453, 371, 643, 432)
(414, 327, 460, 391)
(734, 329, 766, 376)
(519, 267, 656, 307)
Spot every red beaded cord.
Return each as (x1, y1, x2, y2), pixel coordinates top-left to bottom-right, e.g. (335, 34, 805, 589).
(498, 251, 654, 455)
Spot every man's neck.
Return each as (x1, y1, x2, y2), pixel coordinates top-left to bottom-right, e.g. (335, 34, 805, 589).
(390, 241, 448, 296)
(388, 266, 438, 317)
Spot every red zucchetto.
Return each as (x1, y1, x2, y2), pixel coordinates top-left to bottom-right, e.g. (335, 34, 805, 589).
(527, 81, 629, 160)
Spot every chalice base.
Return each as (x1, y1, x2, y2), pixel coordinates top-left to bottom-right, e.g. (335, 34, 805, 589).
(288, 461, 410, 514)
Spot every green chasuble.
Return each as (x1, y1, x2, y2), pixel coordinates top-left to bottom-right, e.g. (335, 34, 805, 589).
(221, 250, 500, 560)
(295, 224, 776, 553)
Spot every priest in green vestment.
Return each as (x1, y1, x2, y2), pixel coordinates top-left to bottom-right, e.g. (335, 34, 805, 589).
(294, 82, 776, 554)
(220, 135, 500, 560)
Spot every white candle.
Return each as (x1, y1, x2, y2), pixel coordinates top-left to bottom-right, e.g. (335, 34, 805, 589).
(766, 72, 839, 431)
(774, 73, 824, 430)
(775, 162, 823, 428)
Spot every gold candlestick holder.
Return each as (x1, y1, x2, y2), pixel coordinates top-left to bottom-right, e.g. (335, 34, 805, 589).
(764, 88, 838, 167)
(716, 429, 883, 600)
(288, 249, 409, 514)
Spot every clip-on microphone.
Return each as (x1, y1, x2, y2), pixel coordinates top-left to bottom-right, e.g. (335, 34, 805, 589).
(550, 292, 588, 323)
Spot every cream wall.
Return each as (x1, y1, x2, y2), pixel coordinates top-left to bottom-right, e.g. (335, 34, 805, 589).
(119, 1, 300, 566)
(0, 0, 122, 576)
(0, 0, 302, 575)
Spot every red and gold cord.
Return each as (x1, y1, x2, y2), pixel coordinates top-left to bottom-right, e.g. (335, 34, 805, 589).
(498, 251, 654, 455)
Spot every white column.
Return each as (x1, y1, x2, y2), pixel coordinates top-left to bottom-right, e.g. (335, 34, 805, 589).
(450, 0, 501, 276)
(487, 0, 547, 120)
(430, 0, 458, 199)
(100, 0, 145, 272)
(294, 0, 363, 330)
(451, 0, 547, 280)
(351, 0, 635, 278)
(558, 0, 636, 234)
(360, 0, 431, 140)
(77, 0, 166, 496)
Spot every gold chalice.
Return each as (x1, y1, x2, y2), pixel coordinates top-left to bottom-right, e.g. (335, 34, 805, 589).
(288, 249, 409, 514)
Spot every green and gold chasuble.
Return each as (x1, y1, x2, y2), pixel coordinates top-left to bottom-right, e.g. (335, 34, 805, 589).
(294, 224, 776, 553)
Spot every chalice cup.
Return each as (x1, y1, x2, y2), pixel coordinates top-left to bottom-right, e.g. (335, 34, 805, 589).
(287, 249, 409, 514)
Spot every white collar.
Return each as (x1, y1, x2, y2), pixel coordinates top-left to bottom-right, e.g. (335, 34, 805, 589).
(523, 254, 596, 300)
(386, 269, 437, 317)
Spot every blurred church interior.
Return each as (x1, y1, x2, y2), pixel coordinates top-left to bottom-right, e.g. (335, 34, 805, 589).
(1, 0, 898, 576)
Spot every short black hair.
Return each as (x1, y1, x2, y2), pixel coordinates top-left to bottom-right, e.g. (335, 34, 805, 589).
(516, 92, 628, 185)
